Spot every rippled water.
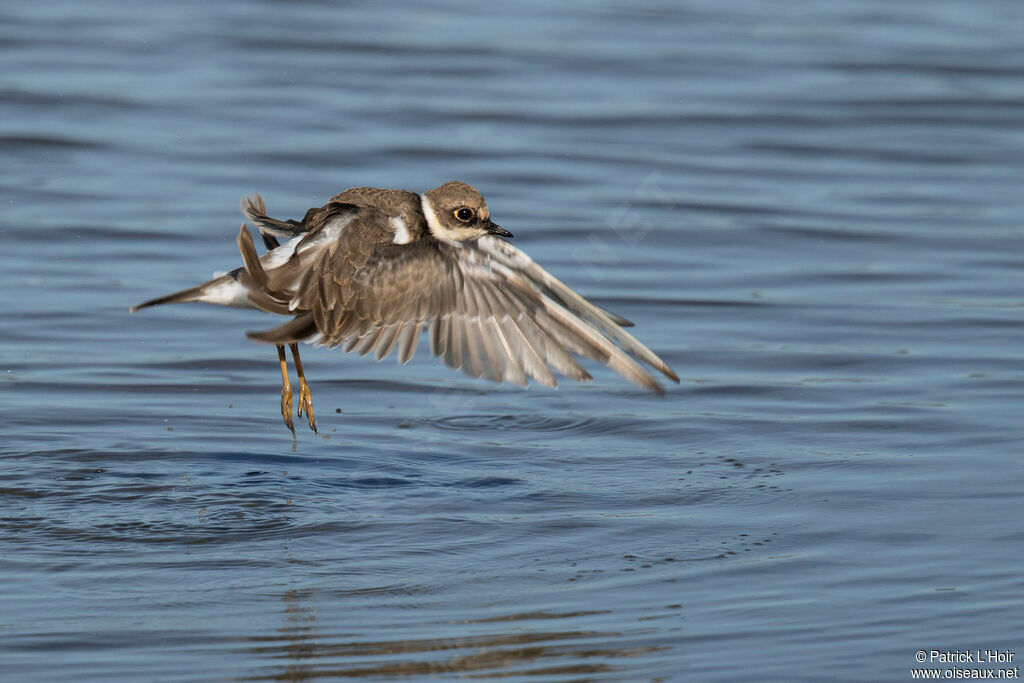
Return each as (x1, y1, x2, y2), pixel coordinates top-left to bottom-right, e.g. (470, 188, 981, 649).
(3, 1, 1024, 680)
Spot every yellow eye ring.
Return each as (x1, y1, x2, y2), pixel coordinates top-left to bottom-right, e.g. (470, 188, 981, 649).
(454, 207, 475, 222)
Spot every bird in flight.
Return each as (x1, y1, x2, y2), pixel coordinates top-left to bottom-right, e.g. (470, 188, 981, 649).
(132, 181, 679, 437)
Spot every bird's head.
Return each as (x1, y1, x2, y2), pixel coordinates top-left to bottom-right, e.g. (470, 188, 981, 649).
(420, 181, 513, 244)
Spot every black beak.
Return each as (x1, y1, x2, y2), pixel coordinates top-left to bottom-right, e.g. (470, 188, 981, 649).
(485, 221, 513, 238)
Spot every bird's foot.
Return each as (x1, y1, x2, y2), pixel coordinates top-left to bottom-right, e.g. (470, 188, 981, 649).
(296, 379, 318, 434)
(280, 385, 295, 436)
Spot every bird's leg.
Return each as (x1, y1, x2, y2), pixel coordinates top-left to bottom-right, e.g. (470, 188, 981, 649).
(277, 344, 295, 437)
(289, 342, 318, 434)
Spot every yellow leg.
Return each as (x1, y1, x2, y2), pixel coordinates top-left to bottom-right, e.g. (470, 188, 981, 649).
(277, 344, 295, 436)
(289, 342, 318, 434)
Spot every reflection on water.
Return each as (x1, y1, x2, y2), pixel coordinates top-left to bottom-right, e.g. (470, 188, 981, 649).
(2, 0, 1024, 680)
(253, 591, 653, 680)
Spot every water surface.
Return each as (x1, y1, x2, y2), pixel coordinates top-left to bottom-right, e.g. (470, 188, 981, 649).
(2, 1, 1023, 680)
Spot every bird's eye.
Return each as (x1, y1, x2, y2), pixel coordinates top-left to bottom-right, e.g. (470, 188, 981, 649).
(454, 207, 475, 222)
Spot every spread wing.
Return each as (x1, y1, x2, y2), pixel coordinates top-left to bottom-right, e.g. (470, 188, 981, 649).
(247, 223, 679, 394)
(233, 201, 386, 316)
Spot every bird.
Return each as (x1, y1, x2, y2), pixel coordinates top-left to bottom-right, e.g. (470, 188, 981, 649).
(131, 181, 679, 437)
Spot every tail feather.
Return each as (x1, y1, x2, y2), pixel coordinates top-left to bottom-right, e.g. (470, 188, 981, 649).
(130, 285, 208, 313)
(130, 272, 248, 313)
(131, 225, 286, 316)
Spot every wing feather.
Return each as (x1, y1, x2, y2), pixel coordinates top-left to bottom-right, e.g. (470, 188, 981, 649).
(498, 316, 558, 387)
(353, 326, 385, 357)
(397, 322, 421, 364)
(429, 316, 446, 358)
(373, 323, 402, 361)
(445, 314, 463, 371)
(476, 236, 679, 383)
(487, 318, 528, 386)
(510, 312, 590, 383)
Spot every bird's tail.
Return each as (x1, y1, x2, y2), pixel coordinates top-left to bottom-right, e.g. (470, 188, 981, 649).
(130, 271, 246, 313)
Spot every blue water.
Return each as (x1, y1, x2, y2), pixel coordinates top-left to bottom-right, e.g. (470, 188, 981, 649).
(3, 1, 1024, 680)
